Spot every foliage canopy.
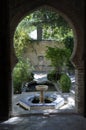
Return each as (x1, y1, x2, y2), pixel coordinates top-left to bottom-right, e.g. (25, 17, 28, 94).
(45, 46, 71, 71)
(16, 8, 73, 41)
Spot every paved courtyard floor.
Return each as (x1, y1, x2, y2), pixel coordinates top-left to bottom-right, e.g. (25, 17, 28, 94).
(12, 91, 75, 116)
(0, 91, 86, 130)
(0, 114, 86, 130)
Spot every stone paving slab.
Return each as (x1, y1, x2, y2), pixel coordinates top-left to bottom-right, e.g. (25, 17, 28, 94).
(0, 114, 86, 130)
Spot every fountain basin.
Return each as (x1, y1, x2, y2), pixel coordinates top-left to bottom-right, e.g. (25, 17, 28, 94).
(36, 85, 48, 91)
(18, 93, 64, 110)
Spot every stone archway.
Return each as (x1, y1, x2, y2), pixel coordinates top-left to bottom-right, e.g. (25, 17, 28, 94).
(10, 2, 85, 116)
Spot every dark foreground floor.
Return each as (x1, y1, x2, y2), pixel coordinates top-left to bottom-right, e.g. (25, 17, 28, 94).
(0, 114, 86, 130)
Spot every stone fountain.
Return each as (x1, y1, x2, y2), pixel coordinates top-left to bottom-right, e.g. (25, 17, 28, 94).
(18, 84, 65, 111)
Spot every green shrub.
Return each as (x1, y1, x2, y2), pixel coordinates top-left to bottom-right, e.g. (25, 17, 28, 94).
(47, 71, 55, 81)
(59, 74, 71, 92)
(47, 70, 61, 82)
(13, 58, 34, 94)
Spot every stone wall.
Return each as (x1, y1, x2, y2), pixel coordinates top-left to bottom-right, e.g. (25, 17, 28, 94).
(23, 41, 64, 72)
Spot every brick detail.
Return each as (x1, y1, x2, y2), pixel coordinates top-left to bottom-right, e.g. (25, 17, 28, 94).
(75, 66, 85, 114)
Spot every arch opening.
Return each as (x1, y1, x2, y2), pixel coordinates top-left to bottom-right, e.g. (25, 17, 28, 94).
(11, 6, 77, 116)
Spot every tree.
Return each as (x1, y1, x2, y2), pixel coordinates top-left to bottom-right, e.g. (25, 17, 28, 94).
(63, 36, 74, 53)
(17, 8, 73, 41)
(13, 58, 34, 94)
(63, 36, 74, 70)
(45, 46, 71, 74)
(14, 26, 31, 58)
(13, 26, 34, 94)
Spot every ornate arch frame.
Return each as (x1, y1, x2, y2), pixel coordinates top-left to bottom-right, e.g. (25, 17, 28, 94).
(9, 2, 85, 115)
